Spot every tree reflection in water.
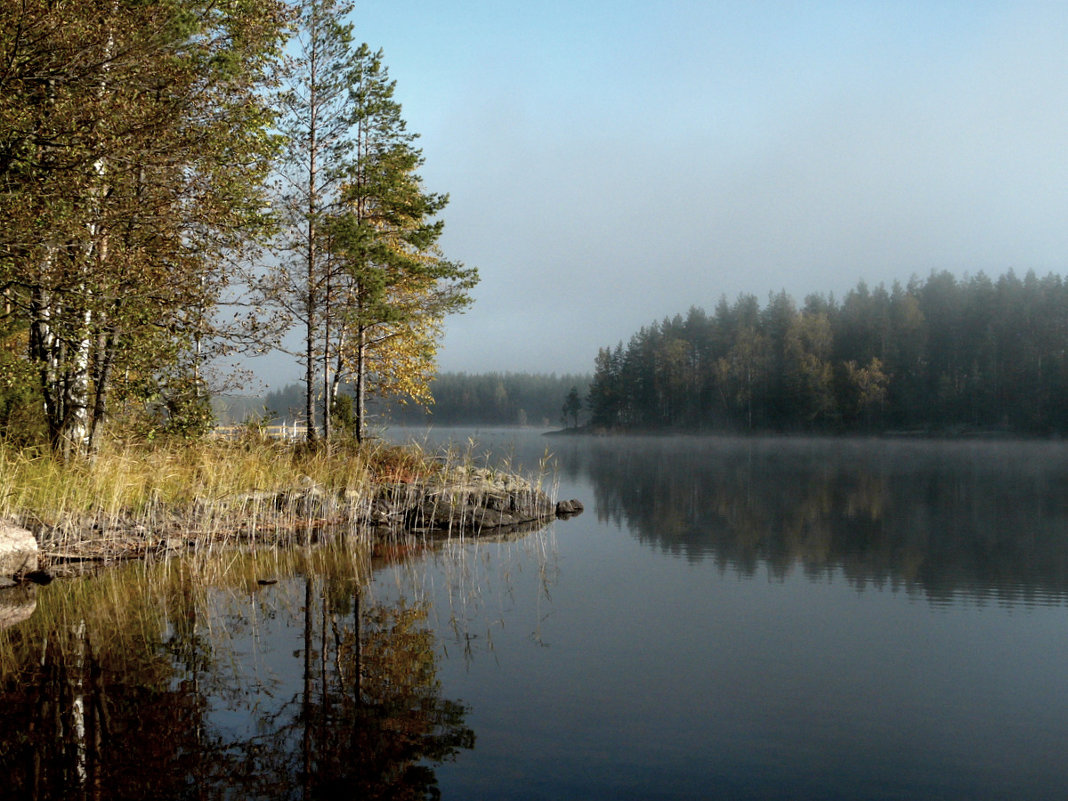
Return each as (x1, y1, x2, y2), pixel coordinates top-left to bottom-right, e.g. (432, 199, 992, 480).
(581, 436, 1068, 603)
(0, 546, 473, 800)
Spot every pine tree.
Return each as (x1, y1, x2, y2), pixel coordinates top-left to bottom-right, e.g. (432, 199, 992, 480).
(562, 386, 582, 428)
(263, 0, 359, 442)
(324, 45, 476, 441)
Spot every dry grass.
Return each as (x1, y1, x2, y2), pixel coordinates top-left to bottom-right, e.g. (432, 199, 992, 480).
(0, 432, 557, 565)
(0, 436, 445, 561)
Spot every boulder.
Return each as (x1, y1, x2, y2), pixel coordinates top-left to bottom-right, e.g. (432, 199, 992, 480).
(278, 483, 338, 517)
(555, 499, 584, 517)
(371, 469, 565, 534)
(0, 520, 38, 582)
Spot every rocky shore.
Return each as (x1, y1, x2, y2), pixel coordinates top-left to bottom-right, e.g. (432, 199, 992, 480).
(2, 467, 584, 572)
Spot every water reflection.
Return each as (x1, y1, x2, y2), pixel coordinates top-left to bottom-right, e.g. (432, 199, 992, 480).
(0, 547, 473, 800)
(0, 584, 36, 630)
(572, 436, 1068, 604)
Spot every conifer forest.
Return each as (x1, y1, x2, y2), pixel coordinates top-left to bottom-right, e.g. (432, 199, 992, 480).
(588, 270, 1068, 435)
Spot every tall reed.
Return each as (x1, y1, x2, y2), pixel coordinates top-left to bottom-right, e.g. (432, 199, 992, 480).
(0, 436, 444, 557)
(1, 429, 559, 566)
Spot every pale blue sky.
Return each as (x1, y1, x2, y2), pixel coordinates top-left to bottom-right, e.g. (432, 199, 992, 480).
(337, 1, 1068, 376)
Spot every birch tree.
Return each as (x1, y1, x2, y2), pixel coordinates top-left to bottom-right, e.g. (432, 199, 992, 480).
(0, 0, 288, 456)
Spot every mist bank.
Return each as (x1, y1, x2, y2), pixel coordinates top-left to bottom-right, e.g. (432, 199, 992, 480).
(259, 372, 592, 430)
(587, 269, 1068, 436)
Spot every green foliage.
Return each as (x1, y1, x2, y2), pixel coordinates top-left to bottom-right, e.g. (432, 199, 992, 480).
(589, 270, 1068, 435)
(330, 391, 359, 435)
(0, 355, 45, 446)
(157, 378, 216, 441)
(0, 0, 290, 457)
(323, 44, 477, 440)
(263, 4, 475, 444)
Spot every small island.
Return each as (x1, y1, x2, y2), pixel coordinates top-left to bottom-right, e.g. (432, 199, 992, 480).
(1, 434, 583, 582)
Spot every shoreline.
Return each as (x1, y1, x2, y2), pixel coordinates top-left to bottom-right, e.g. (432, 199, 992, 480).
(1, 438, 583, 577)
(545, 424, 1054, 440)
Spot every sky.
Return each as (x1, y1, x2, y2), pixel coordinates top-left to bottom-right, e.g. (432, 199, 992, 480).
(281, 1, 1068, 380)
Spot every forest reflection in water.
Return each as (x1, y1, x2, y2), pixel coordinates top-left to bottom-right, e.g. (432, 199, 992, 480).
(568, 435, 1068, 604)
(0, 545, 474, 800)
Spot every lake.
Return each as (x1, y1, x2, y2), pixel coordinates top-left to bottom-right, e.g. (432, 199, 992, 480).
(2, 430, 1068, 799)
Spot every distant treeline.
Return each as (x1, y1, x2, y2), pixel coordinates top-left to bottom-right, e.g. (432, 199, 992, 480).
(381, 372, 592, 427)
(264, 372, 592, 428)
(210, 395, 267, 426)
(588, 269, 1068, 434)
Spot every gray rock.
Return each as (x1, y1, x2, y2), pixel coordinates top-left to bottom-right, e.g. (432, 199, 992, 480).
(367, 469, 564, 533)
(555, 499, 584, 517)
(0, 519, 38, 581)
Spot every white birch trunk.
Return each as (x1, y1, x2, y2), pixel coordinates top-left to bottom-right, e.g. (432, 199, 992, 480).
(62, 4, 117, 458)
(72, 620, 87, 787)
(61, 306, 93, 459)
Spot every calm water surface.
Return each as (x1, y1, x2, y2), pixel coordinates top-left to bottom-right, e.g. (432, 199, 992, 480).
(3, 431, 1068, 800)
(384, 431, 1068, 800)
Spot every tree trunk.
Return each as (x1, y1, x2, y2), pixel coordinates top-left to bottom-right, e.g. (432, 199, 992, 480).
(29, 283, 57, 431)
(354, 325, 367, 443)
(30, 278, 93, 460)
(305, 312, 318, 442)
(87, 328, 117, 454)
(323, 259, 331, 443)
(61, 304, 93, 460)
(330, 333, 345, 432)
(53, 7, 114, 460)
(304, 13, 320, 444)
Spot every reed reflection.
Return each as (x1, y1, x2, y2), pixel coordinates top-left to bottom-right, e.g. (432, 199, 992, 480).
(0, 546, 473, 800)
(578, 437, 1068, 603)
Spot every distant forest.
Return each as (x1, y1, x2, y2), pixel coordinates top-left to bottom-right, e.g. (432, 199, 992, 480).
(263, 372, 592, 429)
(588, 269, 1068, 435)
